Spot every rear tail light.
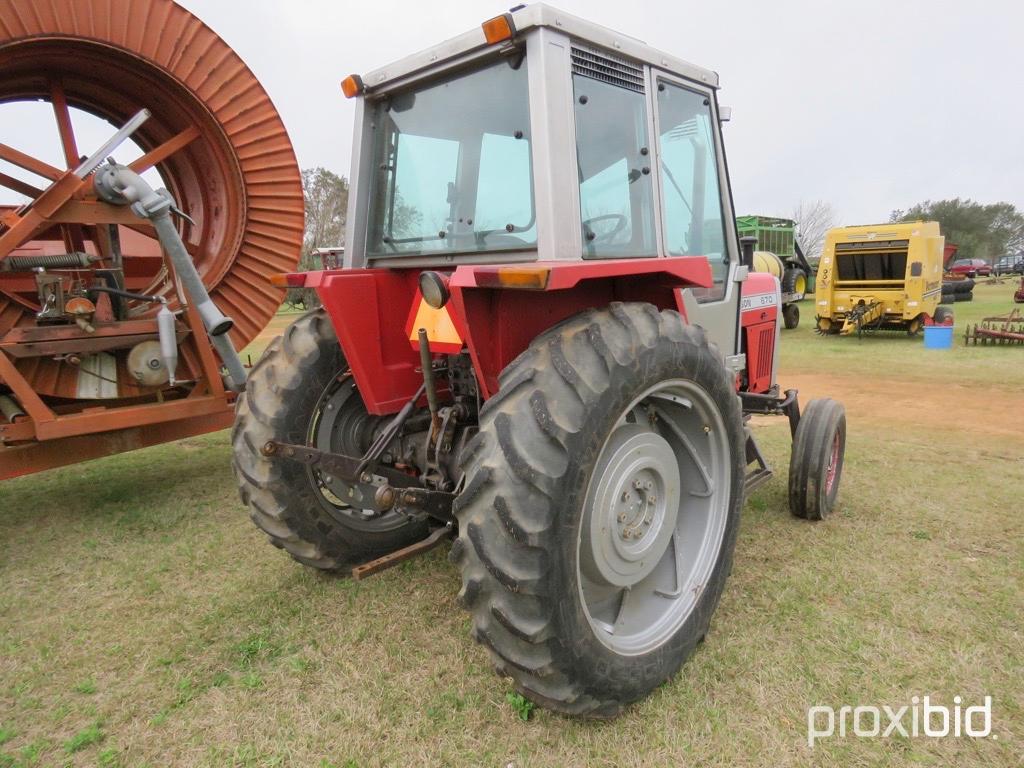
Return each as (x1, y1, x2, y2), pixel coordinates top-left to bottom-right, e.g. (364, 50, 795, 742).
(475, 266, 550, 290)
(269, 272, 307, 288)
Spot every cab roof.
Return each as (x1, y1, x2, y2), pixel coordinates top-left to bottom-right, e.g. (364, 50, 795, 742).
(358, 4, 719, 93)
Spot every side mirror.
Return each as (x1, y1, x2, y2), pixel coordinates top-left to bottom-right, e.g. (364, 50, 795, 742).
(719, 106, 732, 123)
(739, 235, 757, 268)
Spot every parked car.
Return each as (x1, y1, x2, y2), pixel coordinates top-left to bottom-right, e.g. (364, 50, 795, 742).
(993, 255, 1024, 276)
(948, 258, 992, 277)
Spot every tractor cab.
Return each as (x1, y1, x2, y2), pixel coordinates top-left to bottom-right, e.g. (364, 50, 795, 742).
(342, 5, 741, 355)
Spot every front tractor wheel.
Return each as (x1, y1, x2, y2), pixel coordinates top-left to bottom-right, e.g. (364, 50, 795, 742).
(451, 303, 744, 717)
(232, 309, 428, 571)
(788, 398, 847, 520)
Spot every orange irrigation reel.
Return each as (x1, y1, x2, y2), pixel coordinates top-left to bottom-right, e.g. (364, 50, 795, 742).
(0, 0, 303, 479)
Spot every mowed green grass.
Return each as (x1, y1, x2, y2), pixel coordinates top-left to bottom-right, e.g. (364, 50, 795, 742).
(1, 284, 1022, 767)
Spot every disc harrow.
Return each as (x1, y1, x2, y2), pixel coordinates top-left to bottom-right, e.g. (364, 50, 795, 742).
(964, 310, 1024, 346)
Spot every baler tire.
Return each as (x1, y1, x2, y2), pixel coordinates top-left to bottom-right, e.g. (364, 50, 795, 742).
(451, 303, 745, 717)
(939, 292, 956, 306)
(782, 303, 800, 330)
(955, 291, 974, 302)
(782, 268, 807, 296)
(788, 398, 846, 520)
(232, 308, 429, 572)
(954, 278, 975, 294)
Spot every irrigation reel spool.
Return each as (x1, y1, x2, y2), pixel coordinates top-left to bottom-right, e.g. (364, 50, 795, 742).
(0, 0, 303, 478)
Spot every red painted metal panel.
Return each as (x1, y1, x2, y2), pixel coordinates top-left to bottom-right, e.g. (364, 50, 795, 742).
(315, 270, 423, 416)
(740, 272, 780, 394)
(314, 258, 713, 413)
(450, 257, 713, 291)
(744, 321, 776, 393)
(450, 258, 711, 399)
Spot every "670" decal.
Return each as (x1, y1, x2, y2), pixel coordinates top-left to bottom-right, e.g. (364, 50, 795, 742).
(741, 293, 778, 311)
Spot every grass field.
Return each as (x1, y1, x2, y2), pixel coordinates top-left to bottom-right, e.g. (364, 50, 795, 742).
(1, 283, 1022, 767)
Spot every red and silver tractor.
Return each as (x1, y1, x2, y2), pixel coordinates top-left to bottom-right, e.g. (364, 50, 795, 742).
(233, 5, 847, 717)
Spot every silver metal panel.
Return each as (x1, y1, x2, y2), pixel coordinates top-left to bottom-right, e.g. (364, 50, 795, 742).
(343, 96, 373, 269)
(643, 64, 666, 266)
(367, 250, 537, 270)
(359, 4, 718, 94)
(528, 28, 581, 261)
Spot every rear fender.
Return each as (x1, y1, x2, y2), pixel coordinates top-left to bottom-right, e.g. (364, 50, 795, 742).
(309, 269, 423, 415)
(449, 258, 711, 399)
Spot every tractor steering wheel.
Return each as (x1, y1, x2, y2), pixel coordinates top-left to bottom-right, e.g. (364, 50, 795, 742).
(583, 213, 628, 244)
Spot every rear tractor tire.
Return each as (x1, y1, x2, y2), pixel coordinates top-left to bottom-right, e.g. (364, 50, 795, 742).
(788, 398, 846, 520)
(782, 303, 800, 330)
(232, 309, 429, 571)
(451, 303, 745, 717)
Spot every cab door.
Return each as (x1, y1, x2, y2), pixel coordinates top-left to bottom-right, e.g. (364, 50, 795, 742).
(649, 71, 742, 357)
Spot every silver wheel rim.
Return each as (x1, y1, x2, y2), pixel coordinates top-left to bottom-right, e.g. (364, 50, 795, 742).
(577, 379, 730, 656)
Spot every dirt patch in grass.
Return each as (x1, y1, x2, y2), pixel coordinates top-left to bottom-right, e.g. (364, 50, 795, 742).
(788, 372, 1022, 443)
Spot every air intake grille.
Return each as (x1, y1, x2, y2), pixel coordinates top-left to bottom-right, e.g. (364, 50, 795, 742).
(571, 46, 644, 93)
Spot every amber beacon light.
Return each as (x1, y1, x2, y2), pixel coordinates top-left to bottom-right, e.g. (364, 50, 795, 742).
(481, 13, 516, 44)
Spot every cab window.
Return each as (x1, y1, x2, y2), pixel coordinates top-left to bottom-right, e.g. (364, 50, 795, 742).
(656, 80, 728, 299)
(572, 58, 656, 258)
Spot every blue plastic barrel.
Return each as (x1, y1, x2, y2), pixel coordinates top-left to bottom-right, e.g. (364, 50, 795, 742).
(923, 325, 954, 349)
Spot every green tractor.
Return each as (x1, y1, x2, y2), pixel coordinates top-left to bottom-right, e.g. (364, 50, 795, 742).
(736, 215, 813, 329)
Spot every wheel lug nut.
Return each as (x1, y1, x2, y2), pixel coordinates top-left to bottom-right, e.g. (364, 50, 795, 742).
(632, 479, 642, 489)
(617, 513, 626, 522)
(621, 491, 630, 502)
(645, 480, 653, 490)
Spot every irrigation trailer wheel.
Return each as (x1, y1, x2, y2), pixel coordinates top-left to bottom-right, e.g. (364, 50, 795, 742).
(452, 303, 745, 717)
(788, 398, 846, 520)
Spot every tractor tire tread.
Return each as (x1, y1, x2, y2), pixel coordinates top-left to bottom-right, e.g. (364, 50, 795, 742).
(454, 302, 743, 717)
(232, 308, 427, 572)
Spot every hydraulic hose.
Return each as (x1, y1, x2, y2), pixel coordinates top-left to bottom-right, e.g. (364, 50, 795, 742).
(93, 163, 247, 391)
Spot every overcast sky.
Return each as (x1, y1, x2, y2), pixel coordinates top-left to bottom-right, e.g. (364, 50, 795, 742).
(5, 1, 1022, 226)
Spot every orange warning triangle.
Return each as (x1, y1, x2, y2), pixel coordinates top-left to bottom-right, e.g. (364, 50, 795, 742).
(408, 299, 463, 353)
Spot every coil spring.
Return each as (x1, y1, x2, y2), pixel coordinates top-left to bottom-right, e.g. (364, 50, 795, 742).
(2, 252, 95, 271)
